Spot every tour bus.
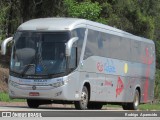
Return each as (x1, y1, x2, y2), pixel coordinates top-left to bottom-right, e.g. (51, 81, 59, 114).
(1, 18, 155, 110)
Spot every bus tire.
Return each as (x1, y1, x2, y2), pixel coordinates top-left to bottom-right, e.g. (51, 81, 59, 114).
(87, 102, 103, 109)
(122, 89, 140, 110)
(74, 86, 89, 110)
(27, 99, 40, 108)
(130, 89, 140, 110)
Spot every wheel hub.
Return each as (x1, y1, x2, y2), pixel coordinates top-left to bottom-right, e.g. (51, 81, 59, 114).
(81, 92, 88, 105)
(134, 92, 139, 107)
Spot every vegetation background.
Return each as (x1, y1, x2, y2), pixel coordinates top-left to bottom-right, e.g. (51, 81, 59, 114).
(0, 0, 160, 102)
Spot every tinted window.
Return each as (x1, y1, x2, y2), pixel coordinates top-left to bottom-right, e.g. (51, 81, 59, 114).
(84, 29, 100, 59)
(131, 41, 141, 62)
(83, 29, 153, 63)
(84, 29, 132, 61)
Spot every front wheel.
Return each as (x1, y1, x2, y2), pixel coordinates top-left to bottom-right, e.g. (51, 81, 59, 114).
(27, 99, 40, 108)
(74, 86, 89, 110)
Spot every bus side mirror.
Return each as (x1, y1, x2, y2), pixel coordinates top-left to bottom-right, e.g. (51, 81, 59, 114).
(65, 37, 78, 56)
(1, 37, 13, 55)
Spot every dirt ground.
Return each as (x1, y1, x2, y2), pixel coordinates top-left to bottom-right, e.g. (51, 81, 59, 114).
(0, 101, 122, 110)
(0, 102, 27, 107)
(0, 101, 79, 109)
(0, 67, 9, 92)
(0, 52, 10, 92)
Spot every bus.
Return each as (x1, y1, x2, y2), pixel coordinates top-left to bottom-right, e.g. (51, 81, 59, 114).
(1, 18, 155, 110)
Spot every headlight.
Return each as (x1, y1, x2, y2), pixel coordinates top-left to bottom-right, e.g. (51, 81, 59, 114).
(52, 81, 64, 88)
(51, 77, 69, 88)
(10, 80, 19, 87)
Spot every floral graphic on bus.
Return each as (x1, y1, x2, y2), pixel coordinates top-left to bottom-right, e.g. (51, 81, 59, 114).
(116, 77, 124, 98)
(104, 59, 116, 73)
(97, 59, 116, 73)
(97, 62, 104, 72)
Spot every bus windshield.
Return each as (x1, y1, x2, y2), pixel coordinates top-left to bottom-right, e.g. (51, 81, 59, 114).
(11, 31, 70, 77)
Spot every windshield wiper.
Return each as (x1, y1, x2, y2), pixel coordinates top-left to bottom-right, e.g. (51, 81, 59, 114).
(21, 64, 35, 77)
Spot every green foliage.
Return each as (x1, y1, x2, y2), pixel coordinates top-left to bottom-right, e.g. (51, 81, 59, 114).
(0, 0, 159, 40)
(139, 103, 160, 110)
(0, 1, 22, 41)
(0, 6, 10, 25)
(154, 69, 160, 99)
(155, 41, 160, 69)
(0, 4, 10, 41)
(131, 10, 155, 39)
(0, 92, 25, 102)
(154, 16, 160, 40)
(106, 103, 160, 110)
(97, 0, 155, 39)
(64, 0, 106, 23)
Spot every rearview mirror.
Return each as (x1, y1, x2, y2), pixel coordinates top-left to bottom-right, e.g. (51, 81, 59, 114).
(1, 37, 13, 55)
(65, 37, 78, 56)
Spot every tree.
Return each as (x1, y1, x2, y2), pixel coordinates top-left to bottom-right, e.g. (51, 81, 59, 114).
(0, 1, 11, 40)
(64, 0, 106, 23)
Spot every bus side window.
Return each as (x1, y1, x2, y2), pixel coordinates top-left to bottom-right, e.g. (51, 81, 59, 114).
(132, 41, 141, 62)
(101, 33, 111, 58)
(109, 35, 119, 59)
(84, 29, 100, 59)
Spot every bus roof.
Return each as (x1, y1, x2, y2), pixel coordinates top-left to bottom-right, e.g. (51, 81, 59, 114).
(18, 18, 130, 34)
(17, 18, 154, 44)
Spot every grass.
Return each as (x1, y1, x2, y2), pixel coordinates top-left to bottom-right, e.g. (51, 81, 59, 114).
(0, 92, 26, 102)
(106, 104, 121, 108)
(0, 92, 160, 110)
(139, 103, 160, 110)
(106, 103, 160, 110)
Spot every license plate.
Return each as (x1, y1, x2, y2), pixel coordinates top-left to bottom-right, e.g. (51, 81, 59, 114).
(29, 92, 39, 96)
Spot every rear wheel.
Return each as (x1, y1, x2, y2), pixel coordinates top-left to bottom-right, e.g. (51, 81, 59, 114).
(27, 99, 40, 108)
(74, 86, 88, 110)
(87, 102, 103, 109)
(131, 89, 140, 110)
(122, 89, 140, 110)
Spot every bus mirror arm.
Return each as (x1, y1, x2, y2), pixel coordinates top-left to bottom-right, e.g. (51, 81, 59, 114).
(65, 37, 78, 56)
(1, 37, 13, 55)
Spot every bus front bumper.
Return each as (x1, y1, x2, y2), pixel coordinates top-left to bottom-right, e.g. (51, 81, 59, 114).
(8, 76, 80, 101)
